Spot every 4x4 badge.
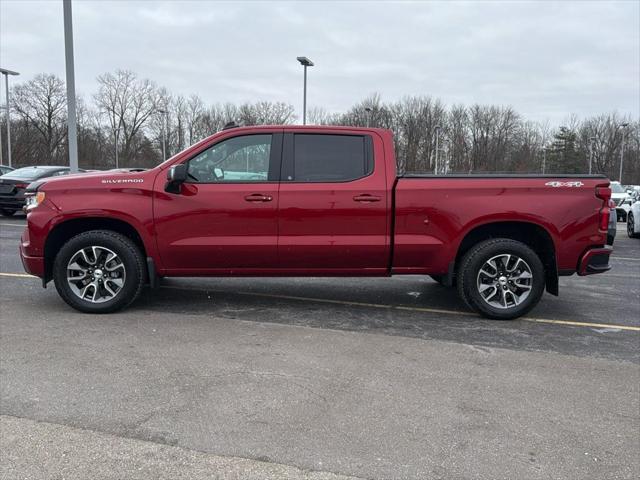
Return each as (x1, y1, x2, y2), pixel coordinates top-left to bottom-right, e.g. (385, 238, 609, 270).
(545, 181, 584, 187)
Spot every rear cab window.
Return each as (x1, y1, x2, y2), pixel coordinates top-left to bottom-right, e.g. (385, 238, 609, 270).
(283, 133, 373, 182)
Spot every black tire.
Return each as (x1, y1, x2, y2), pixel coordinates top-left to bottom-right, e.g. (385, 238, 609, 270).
(53, 230, 146, 313)
(628, 212, 640, 238)
(457, 238, 545, 320)
(1, 209, 15, 217)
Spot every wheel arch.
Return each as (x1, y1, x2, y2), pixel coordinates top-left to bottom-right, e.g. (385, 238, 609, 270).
(43, 217, 148, 285)
(455, 221, 558, 295)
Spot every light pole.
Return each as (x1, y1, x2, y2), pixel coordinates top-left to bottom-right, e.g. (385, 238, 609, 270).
(63, 0, 79, 173)
(588, 136, 596, 175)
(364, 107, 372, 127)
(618, 123, 629, 183)
(434, 125, 442, 174)
(114, 125, 119, 169)
(296, 57, 314, 125)
(158, 109, 167, 161)
(542, 146, 547, 174)
(0, 68, 20, 168)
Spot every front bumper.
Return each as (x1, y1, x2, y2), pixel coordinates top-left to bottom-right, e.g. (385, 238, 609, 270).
(577, 247, 612, 276)
(20, 248, 44, 278)
(20, 229, 44, 278)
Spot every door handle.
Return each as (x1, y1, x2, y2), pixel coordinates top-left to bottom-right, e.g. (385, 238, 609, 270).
(353, 194, 381, 203)
(244, 194, 273, 202)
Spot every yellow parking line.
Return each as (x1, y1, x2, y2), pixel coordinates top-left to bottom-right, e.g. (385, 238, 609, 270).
(0, 272, 35, 278)
(523, 317, 640, 331)
(0, 223, 25, 228)
(160, 285, 640, 332)
(1, 272, 638, 332)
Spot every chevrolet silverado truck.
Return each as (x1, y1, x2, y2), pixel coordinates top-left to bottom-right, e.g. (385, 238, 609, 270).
(20, 125, 613, 319)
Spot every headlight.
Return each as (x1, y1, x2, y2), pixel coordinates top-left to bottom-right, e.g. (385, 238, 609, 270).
(24, 191, 46, 211)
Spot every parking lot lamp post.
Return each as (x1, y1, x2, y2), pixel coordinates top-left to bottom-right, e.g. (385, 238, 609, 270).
(618, 123, 629, 183)
(158, 109, 167, 161)
(0, 68, 19, 168)
(588, 136, 596, 174)
(114, 127, 119, 169)
(542, 146, 547, 174)
(296, 57, 314, 125)
(63, 0, 79, 173)
(434, 125, 442, 174)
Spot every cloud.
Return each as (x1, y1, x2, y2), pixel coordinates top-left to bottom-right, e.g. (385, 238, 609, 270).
(0, 0, 637, 123)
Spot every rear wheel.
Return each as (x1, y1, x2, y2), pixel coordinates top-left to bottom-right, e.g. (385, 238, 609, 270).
(0, 209, 15, 217)
(628, 212, 640, 238)
(457, 238, 545, 320)
(53, 230, 145, 313)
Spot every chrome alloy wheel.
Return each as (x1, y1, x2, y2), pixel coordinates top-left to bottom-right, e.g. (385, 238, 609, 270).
(66, 246, 126, 303)
(476, 254, 533, 309)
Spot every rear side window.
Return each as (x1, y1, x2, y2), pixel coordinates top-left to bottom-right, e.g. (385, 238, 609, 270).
(290, 134, 372, 182)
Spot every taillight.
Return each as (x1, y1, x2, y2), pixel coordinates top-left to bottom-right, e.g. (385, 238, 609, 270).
(596, 185, 612, 232)
(599, 207, 610, 231)
(595, 186, 611, 202)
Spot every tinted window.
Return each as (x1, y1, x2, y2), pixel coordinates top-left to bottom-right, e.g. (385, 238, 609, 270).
(610, 183, 625, 193)
(292, 134, 371, 182)
(187, 134, 272, 183)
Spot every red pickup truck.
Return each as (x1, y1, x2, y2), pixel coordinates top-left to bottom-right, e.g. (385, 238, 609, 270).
(20, 125, 613, 319)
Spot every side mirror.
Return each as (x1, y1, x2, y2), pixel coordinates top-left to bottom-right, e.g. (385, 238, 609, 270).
(165, 164, 188, 193)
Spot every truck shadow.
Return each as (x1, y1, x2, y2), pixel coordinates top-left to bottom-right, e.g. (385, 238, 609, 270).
(139, 276, 466, 318)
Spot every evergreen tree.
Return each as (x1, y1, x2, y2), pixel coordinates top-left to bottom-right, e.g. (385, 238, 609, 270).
(548, 127, 583, 173)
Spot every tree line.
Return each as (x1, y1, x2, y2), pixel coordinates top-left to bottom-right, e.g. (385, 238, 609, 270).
(1, 71, 638, 183)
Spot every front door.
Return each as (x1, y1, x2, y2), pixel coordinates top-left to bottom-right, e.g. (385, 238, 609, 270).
(154, 132, 282, 273)
(277, 131, 390, 273)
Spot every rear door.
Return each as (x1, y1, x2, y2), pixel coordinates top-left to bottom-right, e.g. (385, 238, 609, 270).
(277, 131, 389, 273)
(154, 131, 282, 272)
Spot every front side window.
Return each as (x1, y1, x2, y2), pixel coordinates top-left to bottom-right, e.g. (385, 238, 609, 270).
(187, 134, 272, 183)
(292, 134, 371, 182)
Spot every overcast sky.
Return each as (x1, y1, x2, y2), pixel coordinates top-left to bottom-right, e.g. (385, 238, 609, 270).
(1, 0, 638, 124)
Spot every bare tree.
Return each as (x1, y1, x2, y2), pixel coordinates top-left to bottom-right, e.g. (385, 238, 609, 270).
(185, 94, 206, 145)
(94, 70, 159, 166)
(11, 73, 68, 163)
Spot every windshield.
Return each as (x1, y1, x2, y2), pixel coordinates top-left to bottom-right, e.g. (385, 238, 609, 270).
(1, 167, 55, 180)
(610, 183, 625, 193)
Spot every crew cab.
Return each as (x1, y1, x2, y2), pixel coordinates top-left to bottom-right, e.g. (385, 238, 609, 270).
(20, 125, 613, 319)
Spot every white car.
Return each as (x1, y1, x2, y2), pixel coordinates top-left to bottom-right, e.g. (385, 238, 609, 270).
(627, 198, 640, 238)
(610, 181, 632, 221)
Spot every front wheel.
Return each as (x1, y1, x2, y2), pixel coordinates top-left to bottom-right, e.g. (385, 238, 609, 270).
(628, 212, 640, 238)
(53, 230, 146, 313)
(457, 238, 545, 320)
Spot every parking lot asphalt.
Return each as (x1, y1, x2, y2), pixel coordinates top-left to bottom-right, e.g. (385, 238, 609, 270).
(1, 215, 639, 479)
